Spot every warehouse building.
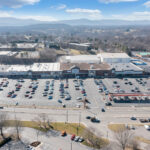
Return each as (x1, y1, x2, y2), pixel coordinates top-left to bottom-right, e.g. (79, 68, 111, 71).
(98, 53, 131, 63)
(60, 63, 112, 78)
(135, 52, 150, 58)
(31, 63, 61, 78)
(110, 63, 143, 75)
(1, 63, 61, 78)
(6, 65, 32, 78)
(69, 43, 92, 51)
(0, 52, 145, 78)
(60, 55, 100, 64)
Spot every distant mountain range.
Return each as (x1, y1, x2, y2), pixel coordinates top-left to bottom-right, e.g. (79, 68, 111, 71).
(0, 17, 150, 27)
(57, 19, 150, 26)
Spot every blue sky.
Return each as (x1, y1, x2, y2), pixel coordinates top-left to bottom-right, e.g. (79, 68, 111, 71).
(0, 0, 150, 21)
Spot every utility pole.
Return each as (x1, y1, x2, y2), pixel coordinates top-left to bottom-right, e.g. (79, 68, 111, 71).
(79, 112, 81, 127)
(71, 141, 72, 150)
(107, 130, 108, 138)
(14, 103, 17, 120)
(66, 110, 68, 124)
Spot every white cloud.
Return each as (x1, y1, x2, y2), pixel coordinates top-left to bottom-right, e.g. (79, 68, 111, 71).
(0, 0, 40, 8)
(66, 8, 102, 20)
(16, 15, 57, 21)
(0, 11, 13, 17)
(99, 0, 138, 3)
(57, 4, 67, 10)
(0, 10, 57, 21)
(143, 1, 150, 8)
(111, 11, 150, 20)
(66, 8, 101, 14)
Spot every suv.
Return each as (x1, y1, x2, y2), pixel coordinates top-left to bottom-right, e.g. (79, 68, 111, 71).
(90, 117, 100, 123)
(105, 102, 112, 106)
(140, 119, 149, 123)
(101, 108, 105, 112)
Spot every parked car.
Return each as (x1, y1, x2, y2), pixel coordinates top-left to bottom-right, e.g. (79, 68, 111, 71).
(75, 87, 80, 90)
(62, 103, 66, 108)
(58, 99, 62, 103)
(105, 102, 112, 106)
(7, 94, 11, 97)
(71, 134, 76, 140)
(61, 131, 66, 136)
(113, 81, 117, 84)
(101, 108, 105, 112)
(74, 136, 80, 142)
(140, 119, 149, 123)
(25, 94, 29, 97)
(60, 95, 65, 98)
(48, 96, 53, 99)
(79, 137, 84, 142)
(11, 94, 17, 98)
(76, 97, 82, 100)
(65, 96, 71, 100)
(49, 91, 53, 95)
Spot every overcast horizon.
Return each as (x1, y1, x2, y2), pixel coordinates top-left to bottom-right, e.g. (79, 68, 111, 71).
(0, 0, 150, 21)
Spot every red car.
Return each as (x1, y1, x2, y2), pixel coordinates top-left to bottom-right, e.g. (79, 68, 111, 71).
(71, 134, 76, 140)
(7, 94, 11, 97)
(81, 91, 85, 94)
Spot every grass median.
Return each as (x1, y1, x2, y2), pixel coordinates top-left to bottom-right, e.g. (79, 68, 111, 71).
(5, 120, 109, 148)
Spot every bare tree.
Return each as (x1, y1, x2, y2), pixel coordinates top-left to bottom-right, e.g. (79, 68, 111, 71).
(83, 127, 104, 149)
(14, 119, 23, 140)
(34, 114, 53, 131)
(114, 127, 133, 150)
(0, 113, 8, 139)
(129, 139, 140, 150)
(35, 129, 40, 141)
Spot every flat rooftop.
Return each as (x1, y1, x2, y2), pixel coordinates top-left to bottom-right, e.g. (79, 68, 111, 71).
(3, 63, 60, 72)
(7, 65, 32, 72)
(69, 43, 90, 47)
(32, 63, 60, 72)
(60, 63, 111, 71)
(65, 55, 100, 63)
(98, 53, 131, 59)
(109, 63, 143, 72)
(0, 51, 17, 56)
(16, 43, 37, 49)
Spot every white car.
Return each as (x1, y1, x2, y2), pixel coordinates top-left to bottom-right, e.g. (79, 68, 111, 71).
(76, 104, 81, 108)
(79, 137, 84, 142)
(144, 125, 150, 130)
(76, 97, 82, 100)
(74, 136, 80, 142)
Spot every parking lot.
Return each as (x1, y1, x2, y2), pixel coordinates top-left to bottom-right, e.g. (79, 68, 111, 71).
(0, 78, 105, 109)
(94, 77, 150, 105)
(0, 77, 150, 109)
